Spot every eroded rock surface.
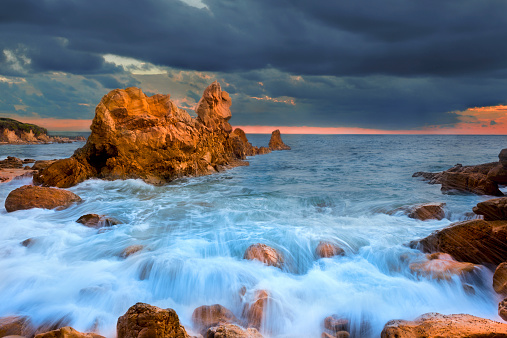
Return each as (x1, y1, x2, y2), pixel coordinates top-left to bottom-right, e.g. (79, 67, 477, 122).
(473, 197, 507, 221)
(381, 313, 507, 337)
(76, 214, 121, 228)
(408, 203, 446, 221)
(5, 185, 82, 212)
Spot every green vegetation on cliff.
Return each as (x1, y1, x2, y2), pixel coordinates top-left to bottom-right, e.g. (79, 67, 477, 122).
(0, 118, 48, 137)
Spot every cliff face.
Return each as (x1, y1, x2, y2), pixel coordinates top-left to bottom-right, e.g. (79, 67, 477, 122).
(0, 118, 48, 143)
(34, 81, 260, 188)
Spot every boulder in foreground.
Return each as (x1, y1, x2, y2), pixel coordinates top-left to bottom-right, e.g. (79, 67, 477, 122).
(117, 302, 189, 338)
(244, 244, 284, 268)
(0, 315, 34, 337)
(34, 326, 105, 338)
(381, 313, 507, 337)
(473, 197, 507, 221)
(5, 185, 82, 212)
(268, 130, 290, 151)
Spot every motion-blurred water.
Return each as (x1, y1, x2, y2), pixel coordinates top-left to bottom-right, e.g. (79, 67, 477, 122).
(1, 135, 506, 337)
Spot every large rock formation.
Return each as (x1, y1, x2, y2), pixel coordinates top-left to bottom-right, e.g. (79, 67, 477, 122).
(5, 185, 82, 212)
(34, 82, 269, 188)
(381, 313, 507, 337)
(268, 130, 290, 151)
(411, 219, 507, 265)
(413, 149, 507, 196)
(473, 197, 507, 221)
(117, 303, 189, 338)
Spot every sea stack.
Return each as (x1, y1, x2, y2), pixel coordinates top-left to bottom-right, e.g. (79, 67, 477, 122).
(268, 129, 291, 150)
(34, 81, 267, 188)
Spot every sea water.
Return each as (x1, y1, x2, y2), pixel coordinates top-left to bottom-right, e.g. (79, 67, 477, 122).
(1, 135, 506, 337)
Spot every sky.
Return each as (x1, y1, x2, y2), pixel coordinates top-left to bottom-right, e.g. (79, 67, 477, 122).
(1, 0, 507, 134)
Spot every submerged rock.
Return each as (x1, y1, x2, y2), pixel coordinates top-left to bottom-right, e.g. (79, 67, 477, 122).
(243, 244, 284, 268)
(323, 315, 349, 337)
(120, 245, 144, 258)
(473, 197, 507, 221)
(76, 214, 121, 228)
(242, 290, 269, 329)
(34, 81, 268, 188)
(192, 304, 238, 333)
(408, 253, 477, 280)
(268, 130, 290, 151)
(206, 323, 263, 338)
(411, 219, 507, 265)
(5, 185, 82, 212)
(315, 242, 345, 258)
(117, 302, 189, 338)
(381, 313, 507, 337)
(34, 326, 105, 338)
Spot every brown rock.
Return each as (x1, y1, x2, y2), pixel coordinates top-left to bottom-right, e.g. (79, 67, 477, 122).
(440, 171, 503, 196)
(316, 242, 345, 258)
(473, 197, 507, 221)
(230, 128, 257, 159)
(268, 130, 290, 151)
(409, 253, 477, 280)
(500, 298, 507, 321)
(381, 313, 507, 337)
(243, 244, 283, 268)
(500, 149, 507, 167)
(191, 304, 238, 333)
(256, 147, 271, 155)
(494, 263, 507, 295)
(32, 160, 58, 171)
(411, 219, 507, 265)
(488, 165, 507, 185)
(243, 290, 269, 329)
(34, 82, 257, 188)
(0, 316, 34, 337)
(117, 302, 189, 338)
(407, 203, 446, 221)
(121, 245, 144, 258)
(321, 332, 349, 338)
(206, 323, 263, 338)
(34, 326, 105, 338)
(5, 185, 82, 212)
(76, 214, 121, 228)
(324, 315, 349, 333)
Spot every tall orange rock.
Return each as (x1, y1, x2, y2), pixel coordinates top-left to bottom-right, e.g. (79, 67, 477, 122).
(268, 130, 290, 151)
(34, 81, 263, 188)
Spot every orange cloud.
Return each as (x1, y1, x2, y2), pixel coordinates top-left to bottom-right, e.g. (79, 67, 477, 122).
(250, 95, 296, 105)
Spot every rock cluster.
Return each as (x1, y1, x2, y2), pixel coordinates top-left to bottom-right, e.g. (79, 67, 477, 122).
(33, 82, 289, 188)
(413, 148, 507, 195)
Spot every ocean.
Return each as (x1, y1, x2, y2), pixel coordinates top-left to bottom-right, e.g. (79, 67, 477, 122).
(1, 135, 506, 337)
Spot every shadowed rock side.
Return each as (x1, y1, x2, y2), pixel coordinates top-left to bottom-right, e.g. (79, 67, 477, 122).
(34, 81, 274, 188)
(381, 313, 507, 337)
(413, 148, 507, 196)
(268, 129, 291, 150)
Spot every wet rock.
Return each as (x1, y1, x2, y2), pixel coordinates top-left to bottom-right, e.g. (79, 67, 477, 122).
(5, 185, 82, 212)
(0, 316, 34, 337)
(243, 290, 269, 329)
(440, 171, 502, 196)
(21, 238, 35, 247)
(243, 244, 284, 268)
(230, 128, 258, 159)
(117, 302, 189, 338)
(324, 315, 349, 333)
(494, 263, 507, 295)
(0, 156, 23, 169)
(500, 149, 507, 167)
(381, 313, 507, 337)
(192, 304, 238, 334)
(408, 253, 477, 280)
(473, 197, 507, 221)
(500, 298, 507, 321)
(34, 82, 263, 188)
(407, 203, 446, 221)
(206, 323, 263, 338)
(76, 214, 121, 228)
(411, 219, 507, 265)
(316, 242, 345, 258)
(268, 130, 290, 151)
(488, 165, 507, 185)
(322, 332, 349, 338)
(121, 245, 144, 258)
(256, 147, 271, 155)
(34, 326, 105, 338)
(32, 160, 58, 171)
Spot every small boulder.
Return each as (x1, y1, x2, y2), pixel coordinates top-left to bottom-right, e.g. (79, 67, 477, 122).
(322, 332, 349, 338)
(243, 244, 283, 268)
(5, 185, 82, 212)
(243, 290, 269, 329)
(120, 245, 144, 258)
(191, 304, 238, 333)
(494, 262, 507, 295)
(316, 242, 345, 258)
(34, 326, 105, 338)
(117, 302, 189, 338)
(381, 313, 507, 337)
(408, 203, 446, 221)
(268, 130, 290, 151)
(473, 197, 507, 221)
(76, 214, 121, 228)
(500, 298, 507, 322)
(0, 316, 34, 337)
(408, 253, 476, 280)
(206, 323, 263, 338)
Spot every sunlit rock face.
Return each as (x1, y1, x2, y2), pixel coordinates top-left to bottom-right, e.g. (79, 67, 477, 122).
(34, 81, 258, 188)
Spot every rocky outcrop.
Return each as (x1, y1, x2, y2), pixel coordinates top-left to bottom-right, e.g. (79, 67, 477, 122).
(408, 253, 477, 280)
(473, 197, 507, 221)
(34, 326, 105, 338)
(381, 313, 507, 337)
(268, 130, 290, 151)
(230, 128, 271, 159)
(0, 315, 34, 337)
(76, 214, 121, 228)
(494, 263, 507, 295)
(206, 323, 263, 338)
(0, 117, 81, 144)
(191, 304, 238, 334)
(407, 203, 446, 221)
(411, 219, 507, 265)
(34, 82, 270, 188)
(315, 242, 345, 258)
(413, 149, 507, 196)
(244, 244, 284, 268)
(117, 303, 189, 338)
(5, 185, 82, 212)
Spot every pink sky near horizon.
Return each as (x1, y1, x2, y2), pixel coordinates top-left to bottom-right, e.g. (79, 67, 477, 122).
(5, 104, 507, 134)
